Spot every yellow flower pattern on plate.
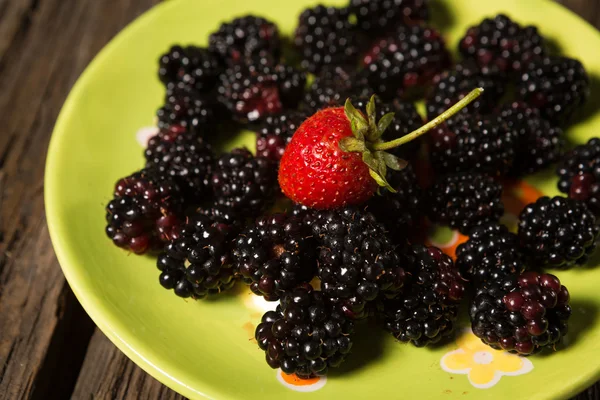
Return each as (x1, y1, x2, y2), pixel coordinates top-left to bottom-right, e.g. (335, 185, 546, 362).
(441, 330, 533, 389)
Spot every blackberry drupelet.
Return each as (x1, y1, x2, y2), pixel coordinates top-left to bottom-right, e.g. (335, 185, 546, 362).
(349, 0, 429, 34)
(311, 207, 406, 320)
(208, 15, 281, 64)
(255, 287, 354, 378)
(105, 169, 184, 255)
(367, 165, 423, 243)
(426, 62, 506, 125)
(156, 209, 239, 299)
(217, 62, 306, 122)
(158, 45, 222, 93)
(382, 245, 465, 347)
(427, 172, 504, 234)
(294, 6, 360, 73)
(145, 125, 215, 200)
(557, 138, 600, 214)
(350, 96, 423, 159)
(361, 24, 451, 100)
(428, 116, 516, 176)
(157, 84, 224, 132)
(301, 66, 369, 112)
(459, 14, 546, 76)
(470, 271, 571, 355)
(254, 110, 308, 162)
(456, 224, 526, 287)
(199, 204, 244, 231)
(233, 214, 316, 301)
(517, 56, 589, 125)
(518, 196, 599, 268)
(211, 148, 278, 217)
(498, 102, 564, 176)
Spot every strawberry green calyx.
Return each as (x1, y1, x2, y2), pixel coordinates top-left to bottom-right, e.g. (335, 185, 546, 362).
(339, 88, 484, 191)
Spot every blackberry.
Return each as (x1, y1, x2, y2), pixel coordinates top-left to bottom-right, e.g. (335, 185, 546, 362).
(294, 6, 360, 73)
(456, 224, 525, 286)
(211, 148, 278, 217)
(518, 196, 599, 269)
(498, 102, 564, 176)
(361, 24, 451, 100)
(217, 62, 306, 123)
(157, 84, 224, 132)
(557, 138, 600, 214)
(198, 204, 244, 231)
(427, 172, 504, 234)
(156, 209, 239, 299)
(367, 165, 423, 243)
(255, 287, 354, 378)
(428, 116, 516, 176)
(254, 111, 308, 162)
(158, 45, 222, 93)
(311, 207, 405, 320)
(459, 14, 546, 76)
(144, 125, 215, 200)
(301, 66, 369, 113)
(349, 0, 429, 34)
(470, 271, 571, 355)
(381, 245, 465, 347)
(208, 15, 281, 64)
(350, 97, 423, 159)
(105, 169, 184, 254)
(426, 62, 506, 125)
(233, 214, 316, 301)
(517, 56, 589, 125)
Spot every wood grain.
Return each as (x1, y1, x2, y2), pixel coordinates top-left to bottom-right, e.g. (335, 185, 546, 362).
(71, 330, 186, 400)
(0, 0, 599, 399)
(0, 0, 157, 399)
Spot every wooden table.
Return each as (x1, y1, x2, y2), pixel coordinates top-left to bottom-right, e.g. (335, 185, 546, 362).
(1, 0, 599, 398)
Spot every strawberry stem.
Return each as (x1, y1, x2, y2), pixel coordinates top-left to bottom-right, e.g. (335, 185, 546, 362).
(371, 88, 484, 151)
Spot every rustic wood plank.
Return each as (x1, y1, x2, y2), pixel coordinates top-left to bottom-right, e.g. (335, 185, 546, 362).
(0, 0, 599, 399)
(0, 0, 156, 399)
(71, 330, 187, 400)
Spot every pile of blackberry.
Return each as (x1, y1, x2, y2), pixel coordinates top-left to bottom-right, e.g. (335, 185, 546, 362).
(310, 207, 406, 320)
(361, 24, 451, 100)
(294, 6, 361, 73)
(104, 6, 599, 380)
(516, 56, 589, 125)
(428, 116, 517, 176)
(253, 111, 308, 162)
(459, 14, 546, 76)
(105, 169, 184, 255)
(156, 209, 239, 299)
(557, 138, 600, 214)
(255, 287, 354, 377)
(144, 125, 215, 200)
(518, 196, 599, 269)
(426, 61, 506, 125)
(497, 102, 564, 176)
(470, 271, 571, 355)
(456, 224, 525, 286)
(233, 214, 316, 301)
(349, 0, 429, 34)
(217, 62, 306, 123)
(427, 172, 504, 234)
(211, 148, 278, 217)
(382, 245, 465, 347)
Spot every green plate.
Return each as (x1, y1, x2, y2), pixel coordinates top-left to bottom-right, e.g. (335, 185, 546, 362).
(45, 0, 600, 398)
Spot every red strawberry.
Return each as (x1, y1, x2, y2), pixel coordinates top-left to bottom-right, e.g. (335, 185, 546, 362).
(279, 107, 378, 208)
(278, 89, 484, 209)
